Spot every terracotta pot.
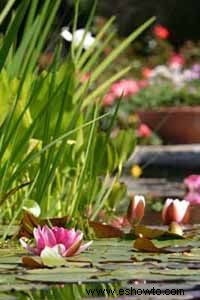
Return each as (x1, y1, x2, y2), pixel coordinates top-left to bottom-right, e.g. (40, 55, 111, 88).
(137, 106, 200, 144)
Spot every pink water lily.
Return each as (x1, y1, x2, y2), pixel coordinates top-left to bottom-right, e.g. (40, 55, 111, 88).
(185, 192, 200, 205)
(184, 175, 200, 193)
(162, 198, 190, 225)
(20, 225, 92, 257)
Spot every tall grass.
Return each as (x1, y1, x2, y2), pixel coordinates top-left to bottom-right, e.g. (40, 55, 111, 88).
(0, 0, 154, 235)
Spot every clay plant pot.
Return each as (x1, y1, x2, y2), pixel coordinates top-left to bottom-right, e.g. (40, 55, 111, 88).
(137, 106, 200, 144)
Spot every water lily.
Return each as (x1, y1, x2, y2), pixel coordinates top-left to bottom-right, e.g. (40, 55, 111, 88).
(20, 225, 92, 266)
(185, 192, 200, 205)
(60, 27, 95, 50)
(184, 174, 200, 192)
(127, 195, 145, 225)
(162, 198, 190, 225)
(184, 175, 200, 204)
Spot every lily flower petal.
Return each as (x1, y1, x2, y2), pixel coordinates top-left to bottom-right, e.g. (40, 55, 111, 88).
(40, 245, 67, 267)
(20, 237, 39, 255)
(41, 225, 57, 247)
(75, 240, 93, 255)
(63, 232, 83, 257)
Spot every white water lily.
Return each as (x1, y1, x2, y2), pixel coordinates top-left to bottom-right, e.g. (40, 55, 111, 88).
(60, 27, 95, 50)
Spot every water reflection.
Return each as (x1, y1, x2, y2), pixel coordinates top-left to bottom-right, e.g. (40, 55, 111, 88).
(7, 283, 120, 299)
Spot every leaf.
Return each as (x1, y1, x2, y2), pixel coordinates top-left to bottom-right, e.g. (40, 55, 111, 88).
(133, 225, 184, 239)
(17, 212, 39, 238)
(0, 0, 30, 72)
(89, 221, 124, 238)
(134, 238, 161, 253)
(22, 256, 43, 269)
(17, 268, 101, 284)
(133, 238, 192, 253)
(106, 182, 127, 209)
(16, 212, 70, 238)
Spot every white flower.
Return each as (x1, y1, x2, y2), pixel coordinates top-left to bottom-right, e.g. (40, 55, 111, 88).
(60, 27, 95, 50)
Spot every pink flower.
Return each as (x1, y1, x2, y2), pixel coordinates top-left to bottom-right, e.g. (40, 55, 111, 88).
(169, 53, 185, 68)
(153, 25, 170, 40)
(162, 199, 190, 225)
(184, 175, 200, 193)
(137, 124, 152, 138)
(20, 225, 92, 257)
(110, 79, 140, 98)
(185, 192, 200, 205)
(138, 79, 148, 88)
(102, 79, 143, 107)
(102, 93, 115, 106)
(127, 195, 145, 225)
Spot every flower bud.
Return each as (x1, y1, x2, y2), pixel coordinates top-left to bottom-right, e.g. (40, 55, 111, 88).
(127, 195, 145, 225)
(162, 198, 190, 225)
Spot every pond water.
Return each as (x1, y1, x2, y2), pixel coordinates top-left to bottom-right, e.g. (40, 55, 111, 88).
(1, 225, 200, 299)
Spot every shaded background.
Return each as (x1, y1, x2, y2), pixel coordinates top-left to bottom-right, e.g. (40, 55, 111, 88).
(98, 0, 200, 47)
(2, 0, 200, 48)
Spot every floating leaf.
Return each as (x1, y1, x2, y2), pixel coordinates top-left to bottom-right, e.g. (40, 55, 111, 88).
(134, 238, 192, 253)
(89, 221, 124, 238)
(134, 225, 166, 239)
(133, 225, 184, 239)
(22, 256, 43, 269)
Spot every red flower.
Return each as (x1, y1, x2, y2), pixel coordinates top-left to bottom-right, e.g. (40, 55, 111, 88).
(153, 25, 170, 40)
(142, 68, 153, 78)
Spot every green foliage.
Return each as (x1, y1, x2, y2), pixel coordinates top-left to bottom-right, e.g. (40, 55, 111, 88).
(0, 0, 154, 234)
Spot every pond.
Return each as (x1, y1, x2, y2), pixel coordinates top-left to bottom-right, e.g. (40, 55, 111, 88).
(1, 222, 200, 299)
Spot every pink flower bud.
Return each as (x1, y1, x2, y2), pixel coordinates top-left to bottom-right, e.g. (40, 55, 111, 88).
(127, 195, 145, 225)
(162, 199, 190, 225)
